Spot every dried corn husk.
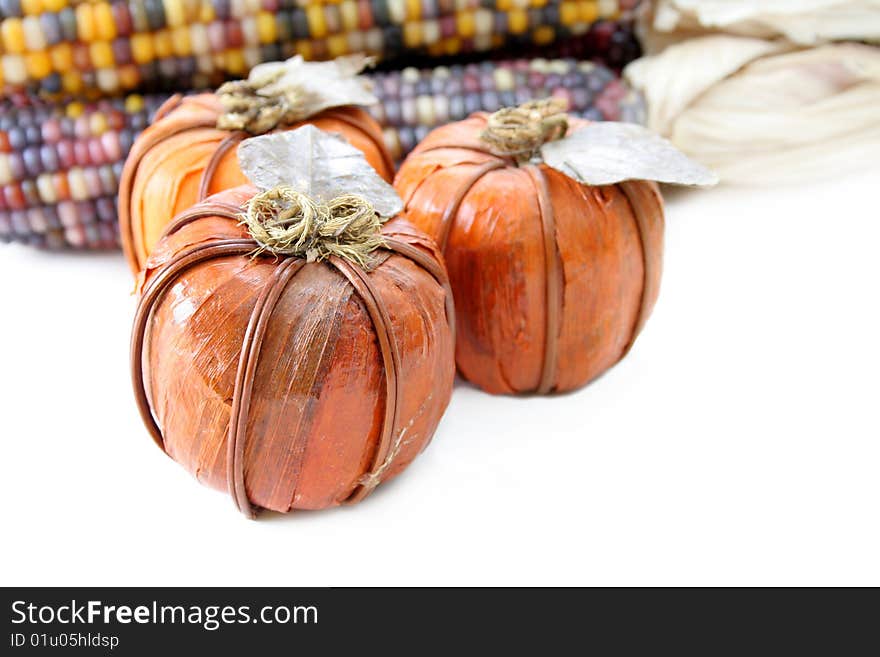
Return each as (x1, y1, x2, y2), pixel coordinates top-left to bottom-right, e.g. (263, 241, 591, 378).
(642, 0, 880, 52)
(625, 37, 880, 184)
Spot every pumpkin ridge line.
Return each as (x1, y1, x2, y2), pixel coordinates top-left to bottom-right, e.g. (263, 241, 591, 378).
(197, 131, 248, 203)
(118, 112, 220, 273)
(328, 257, 402, 505)
(525, 165, 563, 395)
(227, 257, 305, 518)
(131, 239, 257, 453)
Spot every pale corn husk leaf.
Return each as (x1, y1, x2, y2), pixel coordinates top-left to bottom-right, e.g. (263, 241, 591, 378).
(629, 39, 880, 184)
(238, 125, 403, 218)
(646, 0, 880, 48)
(541, 122, 718, 187)
(247, 54, 378, 116)
(625, 35, 790, 135)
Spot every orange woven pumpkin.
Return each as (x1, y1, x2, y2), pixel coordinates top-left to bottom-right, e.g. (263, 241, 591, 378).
(394, 101, 666, 395)
(119, 56, 394, 273)
(131, 183, 454, 516)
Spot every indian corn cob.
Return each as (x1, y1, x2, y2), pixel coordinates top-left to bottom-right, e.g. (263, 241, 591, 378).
(0, 56, 646, 249)
(0, 0, 642, 96)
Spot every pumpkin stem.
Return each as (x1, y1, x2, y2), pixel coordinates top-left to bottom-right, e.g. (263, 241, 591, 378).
(242, 187, 385, 266)
(216, 70, 305, 134)
(480, 98, 569, 162)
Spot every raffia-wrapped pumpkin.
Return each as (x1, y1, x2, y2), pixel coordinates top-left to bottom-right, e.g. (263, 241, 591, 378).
(119, 55, 394, 273)
(131, 127, 454, 517)
(395, 99, 716, 394)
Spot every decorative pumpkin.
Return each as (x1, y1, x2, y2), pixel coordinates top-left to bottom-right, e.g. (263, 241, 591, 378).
(130, 127, 454, 517)
(395, 99, 716, 394)
(119, 55, 395, 274)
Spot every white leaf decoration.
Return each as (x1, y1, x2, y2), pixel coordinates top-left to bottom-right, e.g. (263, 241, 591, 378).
(540, 122, 719, 187)
(238, 125, 403, 218)
(247, 54, 378, 118)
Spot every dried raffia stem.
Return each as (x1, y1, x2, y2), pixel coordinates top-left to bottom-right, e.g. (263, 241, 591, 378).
(241, 187, 385, 266)
(119, 55, 394, 274)
(215, 55, 379, 134)
(131, 127, 455, 517)
(479, 98, 570, 161)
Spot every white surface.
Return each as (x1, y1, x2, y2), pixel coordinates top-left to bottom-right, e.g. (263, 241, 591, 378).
(1, 171, 878, 587)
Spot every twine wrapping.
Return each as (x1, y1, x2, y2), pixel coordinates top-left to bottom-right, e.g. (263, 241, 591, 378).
(216, 70, 304, 134)
(242, 187, 384, 265)
(480, 98, 570, 160)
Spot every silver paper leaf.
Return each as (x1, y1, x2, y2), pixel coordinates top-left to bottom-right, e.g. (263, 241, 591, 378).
(248, 54, 378, 118)
(238, 125, 403, 218)
(540, 122, 719, 187)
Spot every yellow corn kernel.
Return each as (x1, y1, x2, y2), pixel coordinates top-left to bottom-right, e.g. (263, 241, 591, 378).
(124, 94, 145, 113)
(89, 111, 109, 136)
(580, 0, 599, 24)
(295, 40, 313, 61)
(442, 37, 461, 56)
(43, 0, 65, 11)
(327, 33, 348, 58)
(152, 30, 173, 59)
(66, 100, 85, 119)
(403, 21, 421, 48)
(163, 0, 185, 28)
(21, 0, 42, 15)
(199, 2, 215, 23)
(171, 25, 192, 56)
(305, 5, 327, 39)
(339, 0, 358, 32)
(75, 4, 96, 42)
(560, 1, 578, 25)
(25, 51, 52, 78)
(94, 3, 117, 41)
(49, 43, 73, 72)
(534, 25, 555, 44)
(405, 0, 421, 20)
(456, 11, 476, 38)
(130, 34, 154, 64)
(508, 9, 528, 33)
(90, 41, 114, 68)
(225, 49, 245, 76)
(1, 19, 26, 54)
(426, 41, 444, 58)
(62, 71, 83, 94)
(118, 64, 139, 90)
(496, 0, 513, 9)
(256, 11, 276, 44)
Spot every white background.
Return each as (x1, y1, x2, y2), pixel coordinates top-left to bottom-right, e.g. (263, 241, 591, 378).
(1, 169, 878, 586)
